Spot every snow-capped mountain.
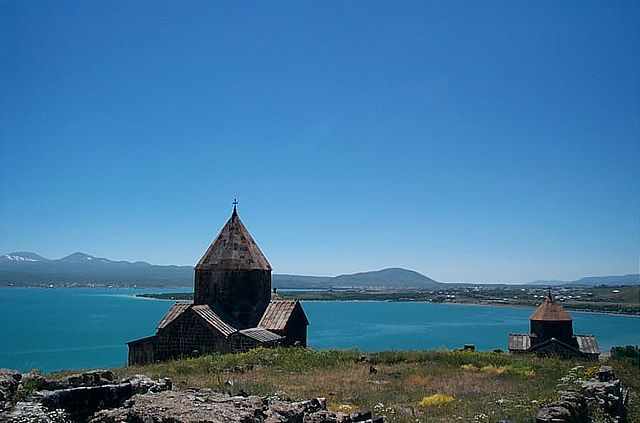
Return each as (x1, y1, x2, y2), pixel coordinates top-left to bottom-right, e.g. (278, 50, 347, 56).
(0, 251, 193, 287)
(1, 252, 49, 263)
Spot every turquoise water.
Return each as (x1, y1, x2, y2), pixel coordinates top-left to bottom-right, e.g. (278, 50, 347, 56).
(1, 288, 638, 373)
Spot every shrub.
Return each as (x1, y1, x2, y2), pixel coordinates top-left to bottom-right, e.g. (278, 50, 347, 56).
(611, 345, 639, 366)
(480, 365, 508, 375)
(504, 363, 535, 378)
(418, 393, 455, 407)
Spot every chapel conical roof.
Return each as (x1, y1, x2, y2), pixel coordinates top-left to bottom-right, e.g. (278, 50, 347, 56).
(195, 205, 272, 271)
(530, 289, 572, 321)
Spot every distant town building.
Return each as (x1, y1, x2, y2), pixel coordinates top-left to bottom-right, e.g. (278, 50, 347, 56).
(127, 203, 308, 365)
(508, 290, 599, 359)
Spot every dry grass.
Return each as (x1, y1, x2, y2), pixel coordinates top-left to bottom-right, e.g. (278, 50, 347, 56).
(114, 348, 639, 423)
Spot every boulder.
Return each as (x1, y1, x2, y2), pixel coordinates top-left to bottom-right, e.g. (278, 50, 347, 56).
(0, 369, 22, 405)
(22, 370, 118, 392)
(536, 404, 577, 423)
(124, 374, 172, 394)
(597, 366, 615, 382)
(536, 391, 587, 423)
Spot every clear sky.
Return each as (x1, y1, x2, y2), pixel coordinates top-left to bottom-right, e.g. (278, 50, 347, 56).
(1, 1, 638, 283)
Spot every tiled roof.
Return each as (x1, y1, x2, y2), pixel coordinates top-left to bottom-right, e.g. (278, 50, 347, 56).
(258, 299, 307, 331)
(191, 305, 237, 337)
(195, 207, 271, 271)
(157, 302, 192, 329)
(527, 337, 581, 355)
(576, 335, 600, 355)
(239, 328, 283, 343)
(530, 291, 572, 321)
(508, 334, 600, 357)
(508, 334, 531, 351)
(126, 335, 157, 346)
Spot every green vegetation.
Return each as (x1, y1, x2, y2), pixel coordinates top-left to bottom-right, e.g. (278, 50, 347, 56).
(278, 285, 640, 315)
(116, 347, 639, 422)
(136, 285, 640, 315)
(611, 345, 639, 366)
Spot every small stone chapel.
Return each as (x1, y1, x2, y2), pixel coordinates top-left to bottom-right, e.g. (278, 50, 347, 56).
(508, 289, 599, 359)
(127, 203, 309, 365)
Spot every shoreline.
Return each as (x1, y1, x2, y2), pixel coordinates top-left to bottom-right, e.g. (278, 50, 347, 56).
(1, 286, 637, 317)
(131, 292, 640, 317)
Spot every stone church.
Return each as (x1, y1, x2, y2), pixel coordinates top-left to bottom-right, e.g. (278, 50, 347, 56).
(508, 290, 599, 359)
(127, 204, 309, 365)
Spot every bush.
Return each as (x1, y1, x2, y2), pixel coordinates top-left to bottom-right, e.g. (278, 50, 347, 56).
(610, 345, 639, 366)
(417, 393, 455, 407)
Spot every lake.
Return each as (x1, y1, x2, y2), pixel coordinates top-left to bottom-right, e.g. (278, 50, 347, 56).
(1, 288, 638, 373)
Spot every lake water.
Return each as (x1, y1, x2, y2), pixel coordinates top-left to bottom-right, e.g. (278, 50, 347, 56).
(1, 288, 638, 373)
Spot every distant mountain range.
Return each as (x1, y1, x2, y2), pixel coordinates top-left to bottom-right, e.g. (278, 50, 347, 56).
(0, 252, 442, 289)
(525, 274, 639, 287)
(1, 251, 636, 288)
(0, 252, 193, 287)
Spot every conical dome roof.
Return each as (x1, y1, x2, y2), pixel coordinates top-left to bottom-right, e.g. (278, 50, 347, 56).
(195, 206, 272, 271)
(530, 290, 572, 321)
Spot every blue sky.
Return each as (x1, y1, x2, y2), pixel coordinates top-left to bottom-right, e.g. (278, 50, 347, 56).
(1, 1, 638, 283)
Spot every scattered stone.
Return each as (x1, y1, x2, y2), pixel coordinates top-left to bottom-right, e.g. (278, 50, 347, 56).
(223, 364, 255, 374)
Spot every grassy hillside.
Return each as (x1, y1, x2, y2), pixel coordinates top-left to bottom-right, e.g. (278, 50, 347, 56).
(114, 348, 639, 422)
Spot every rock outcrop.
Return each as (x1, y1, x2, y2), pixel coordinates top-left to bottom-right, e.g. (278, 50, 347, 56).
(0, 369, 22, 412)
(580, 366, 628, 422)
(536, 366, 628, 423)
(536, 391, 588, 423)
(1, 370, 382, 423)
(4, 371, 171, 422)
(91, 389, 381, 423)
